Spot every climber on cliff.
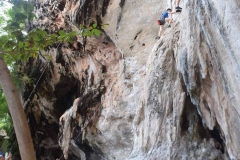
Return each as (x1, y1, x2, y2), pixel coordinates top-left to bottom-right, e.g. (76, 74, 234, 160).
(156, 8, 180, 39)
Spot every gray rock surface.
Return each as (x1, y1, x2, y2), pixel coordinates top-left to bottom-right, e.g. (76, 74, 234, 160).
(24, 0, 240, 159)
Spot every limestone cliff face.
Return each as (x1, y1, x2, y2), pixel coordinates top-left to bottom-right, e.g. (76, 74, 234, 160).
(24, 0, 240, 159)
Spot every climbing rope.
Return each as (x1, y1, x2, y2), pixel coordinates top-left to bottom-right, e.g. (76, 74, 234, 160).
(23, 61, 49, 108)
(23, 43, 62, 108)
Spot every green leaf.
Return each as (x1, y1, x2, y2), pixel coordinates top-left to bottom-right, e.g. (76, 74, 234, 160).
(101, 23, 109, 30)
(32, 35, 41, 41)
(3, 53, 15, 65)
(11, 30, 24, 40)
(68, 31, 77, 36)
(79, 24, 84, 29)
(50, 34, 58, 39)
(88, 26, 93, 30)
(4, 40, 16, 51)
(0, 35, 9, 46)
(18, 41, 24, 49)
(22, 2, 34, 13)
(92, 29, 101, 36)
(19, 23, 25, 28)
(67, 37, 74, 43)
(37, 29, 47, 37)
(83, 29, 92, 36)
(10, 22, 20, 29)
(4, 22, 20, 31)
(59, 30, 66, 36)
(58, 35, 65, 40)
(15, 13, 27, 23)
(93, 23, 97, 28)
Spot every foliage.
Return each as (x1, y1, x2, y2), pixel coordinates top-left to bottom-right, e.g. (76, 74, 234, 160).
(10, 62, 24, 89)
(0, 0, 35, 64)
(0, 1, 11, 34)
(0, 89, 13, 133)
(0, 90, 7, 114)
(0, 1, 106, 64)
(0, 0, 77, 64)
(80, 23, 108, 38)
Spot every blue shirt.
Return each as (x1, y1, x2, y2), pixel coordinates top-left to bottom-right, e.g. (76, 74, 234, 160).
(161, 11, 168, 20)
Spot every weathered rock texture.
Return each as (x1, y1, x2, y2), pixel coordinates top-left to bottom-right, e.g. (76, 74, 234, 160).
(23, 0, 240, 159)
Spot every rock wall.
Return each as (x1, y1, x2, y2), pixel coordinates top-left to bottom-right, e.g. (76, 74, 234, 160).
(24, 0, 240, 159)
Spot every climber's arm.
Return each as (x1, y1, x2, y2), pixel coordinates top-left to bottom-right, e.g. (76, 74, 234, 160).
(168, 11, 179, 14)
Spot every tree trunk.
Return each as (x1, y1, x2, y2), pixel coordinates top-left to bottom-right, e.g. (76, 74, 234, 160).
(0, 55, 36, 160)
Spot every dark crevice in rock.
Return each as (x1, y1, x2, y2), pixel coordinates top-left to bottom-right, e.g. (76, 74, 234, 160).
(179, 50, 204, 118)
(214, 122, 228, 154)
(119, 0, 125, 8)
(56, 49, 64, 65)
(101, 32, 112, 45)
(116, 14, 122, 30)
(54, 75, 78, 97)
(55, 82, 79, 116)
(192, 64, 202, 96)
(29, 114, 61, 159)
(180, 95, 195, 134)
(179, 50, 190, 91)
(116, 0, 125, 30)
(76, 1, 87, 25)
(102, 0, 110, 17)
(37, 147, 63, 160)
(78, 0, 96, 26)
(209, 125, 225, 153)
(101, 65, 107, 73)
(96, 15, 102, 26)
(58, 0, 66, 11)
(67, 153, 80, 160)
(71, 126, 105, 160)
(77, 83, 105, 117)
(94, 0, 98, 11)
(181, 95, 227, 155)
(85, 2, 94, 25)
(134, 30, 142, 40)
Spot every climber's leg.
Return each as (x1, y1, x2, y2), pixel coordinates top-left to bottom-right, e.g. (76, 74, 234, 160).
(158, 25, 164, 37)
(156, 19, 166, 39)
(164, 18, 173, 28)
(165, 18, 173, 25)
(176, 0, 182, 10)
(176, 0, 181, 6)
(157, 25, 164, 38)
